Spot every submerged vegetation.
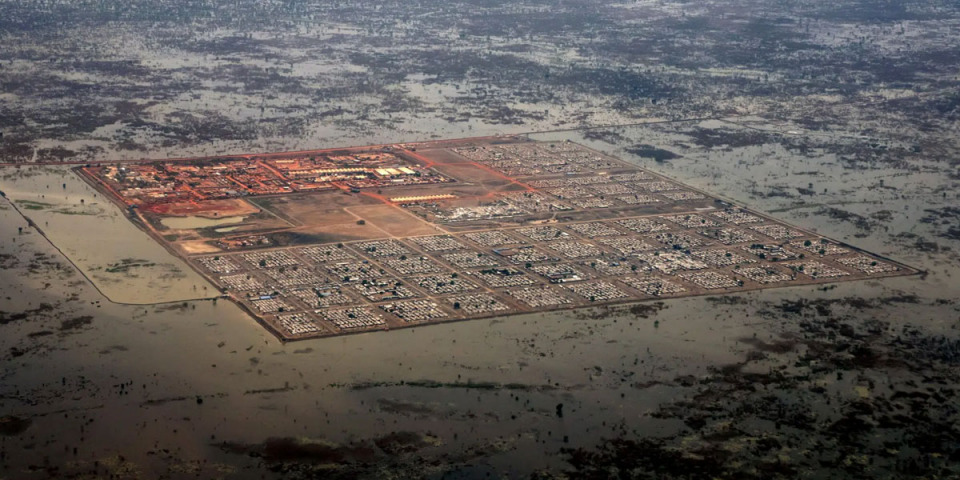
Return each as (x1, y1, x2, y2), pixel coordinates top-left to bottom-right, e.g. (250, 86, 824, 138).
(0, 0, 958, 477)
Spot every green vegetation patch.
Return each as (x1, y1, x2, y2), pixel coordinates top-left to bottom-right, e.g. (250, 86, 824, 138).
(104, 258, 156, 273)
(15, 199, 56, 210)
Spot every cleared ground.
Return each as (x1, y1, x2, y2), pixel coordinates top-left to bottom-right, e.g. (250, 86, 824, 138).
(146, 198, 260, 217)
(345, 204, 442, 237)
(253, 191, 381, 226)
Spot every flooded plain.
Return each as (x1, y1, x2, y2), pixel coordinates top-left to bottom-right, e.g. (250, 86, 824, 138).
(2, 121, 959, 478)
(2, 0, 960, 475)
(0, 166, 216, 305)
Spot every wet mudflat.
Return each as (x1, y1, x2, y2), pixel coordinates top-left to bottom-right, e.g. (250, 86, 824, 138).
(0, 166, 216, 304)
(2, 121, 959, 478)
(1, 0, 959, 476)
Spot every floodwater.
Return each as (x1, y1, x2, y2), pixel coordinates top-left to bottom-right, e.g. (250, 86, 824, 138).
(1, 123, 958, 478)
(0, 166, 216, 305)
(0, 188, 757, 475)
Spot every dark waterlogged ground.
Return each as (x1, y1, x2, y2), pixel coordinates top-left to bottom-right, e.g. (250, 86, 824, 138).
(2, 0, 960, 478)
(2, 122, 958, 479)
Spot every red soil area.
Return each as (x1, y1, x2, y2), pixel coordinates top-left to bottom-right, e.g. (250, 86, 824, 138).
(144, 199, 260, 218)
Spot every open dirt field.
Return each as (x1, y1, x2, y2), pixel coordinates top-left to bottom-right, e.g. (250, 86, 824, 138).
(253, 191, 381, 226)
(290, 223, 390, 244)
(346, 204, 443, 237)
(429, 162, 518, 188)
(178, 240, 224, 254)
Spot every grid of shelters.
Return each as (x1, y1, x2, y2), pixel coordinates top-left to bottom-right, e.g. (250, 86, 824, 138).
(352, 279, 419, 302)
(784, 261, 851, 278)
(448, 293, 511, 315)
(184, 155, 911, 341)
(291, 286, 355, 308)
(620, 276, 687, 296)
(700, 227, 758, 245)
(353, 240, 410, 258)
(515, 226, 569, 242)
(198, 256, 242, 274)
(528, 263, 590, 283)
(711, 209, 764, 225)
(598, 236, 655, 254)
(319, 307, 386, 330)
(413, 274, 479, 294)
(664, 214, 721, 228)
(241, 250, 300, 268)
(750, 224, 805, 240)
(260, 267, 323, 288)
(790, 239, 851, 256)
(691, 249, 755, 267)
(463, 230, 516, 246)
(276, 313, 322, 336)
(566, 222, 623, 237)
(649, 231, 707, 250)
(544, 240, 604, 258)
(297, 245, 356, 263)
(380, 300, 448, 323)
(383, 255, 446, 275)
(680, 271, 741, 289)
(586, 259, 646, 276)
(564, 281, 629, 302)
(616, 218, 671, 233)
(506, 286, 572, 308)
(470, 267, 537, 287)
(409, 235, 467, 252)
(735, 266, 794, 284)
(661, 191, 705, 201)
(441, 250, 502, 269)
(635, 251, 708, 274)
(495, 246, 555, 265)
(836, 255, 899, 273)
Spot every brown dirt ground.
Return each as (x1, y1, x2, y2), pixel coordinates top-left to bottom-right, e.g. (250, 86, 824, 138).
(256, 191, 381, 226)
(147, 198, 260, 218)
(347, 204, 444, 237)
(178, 240, 222, 254)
